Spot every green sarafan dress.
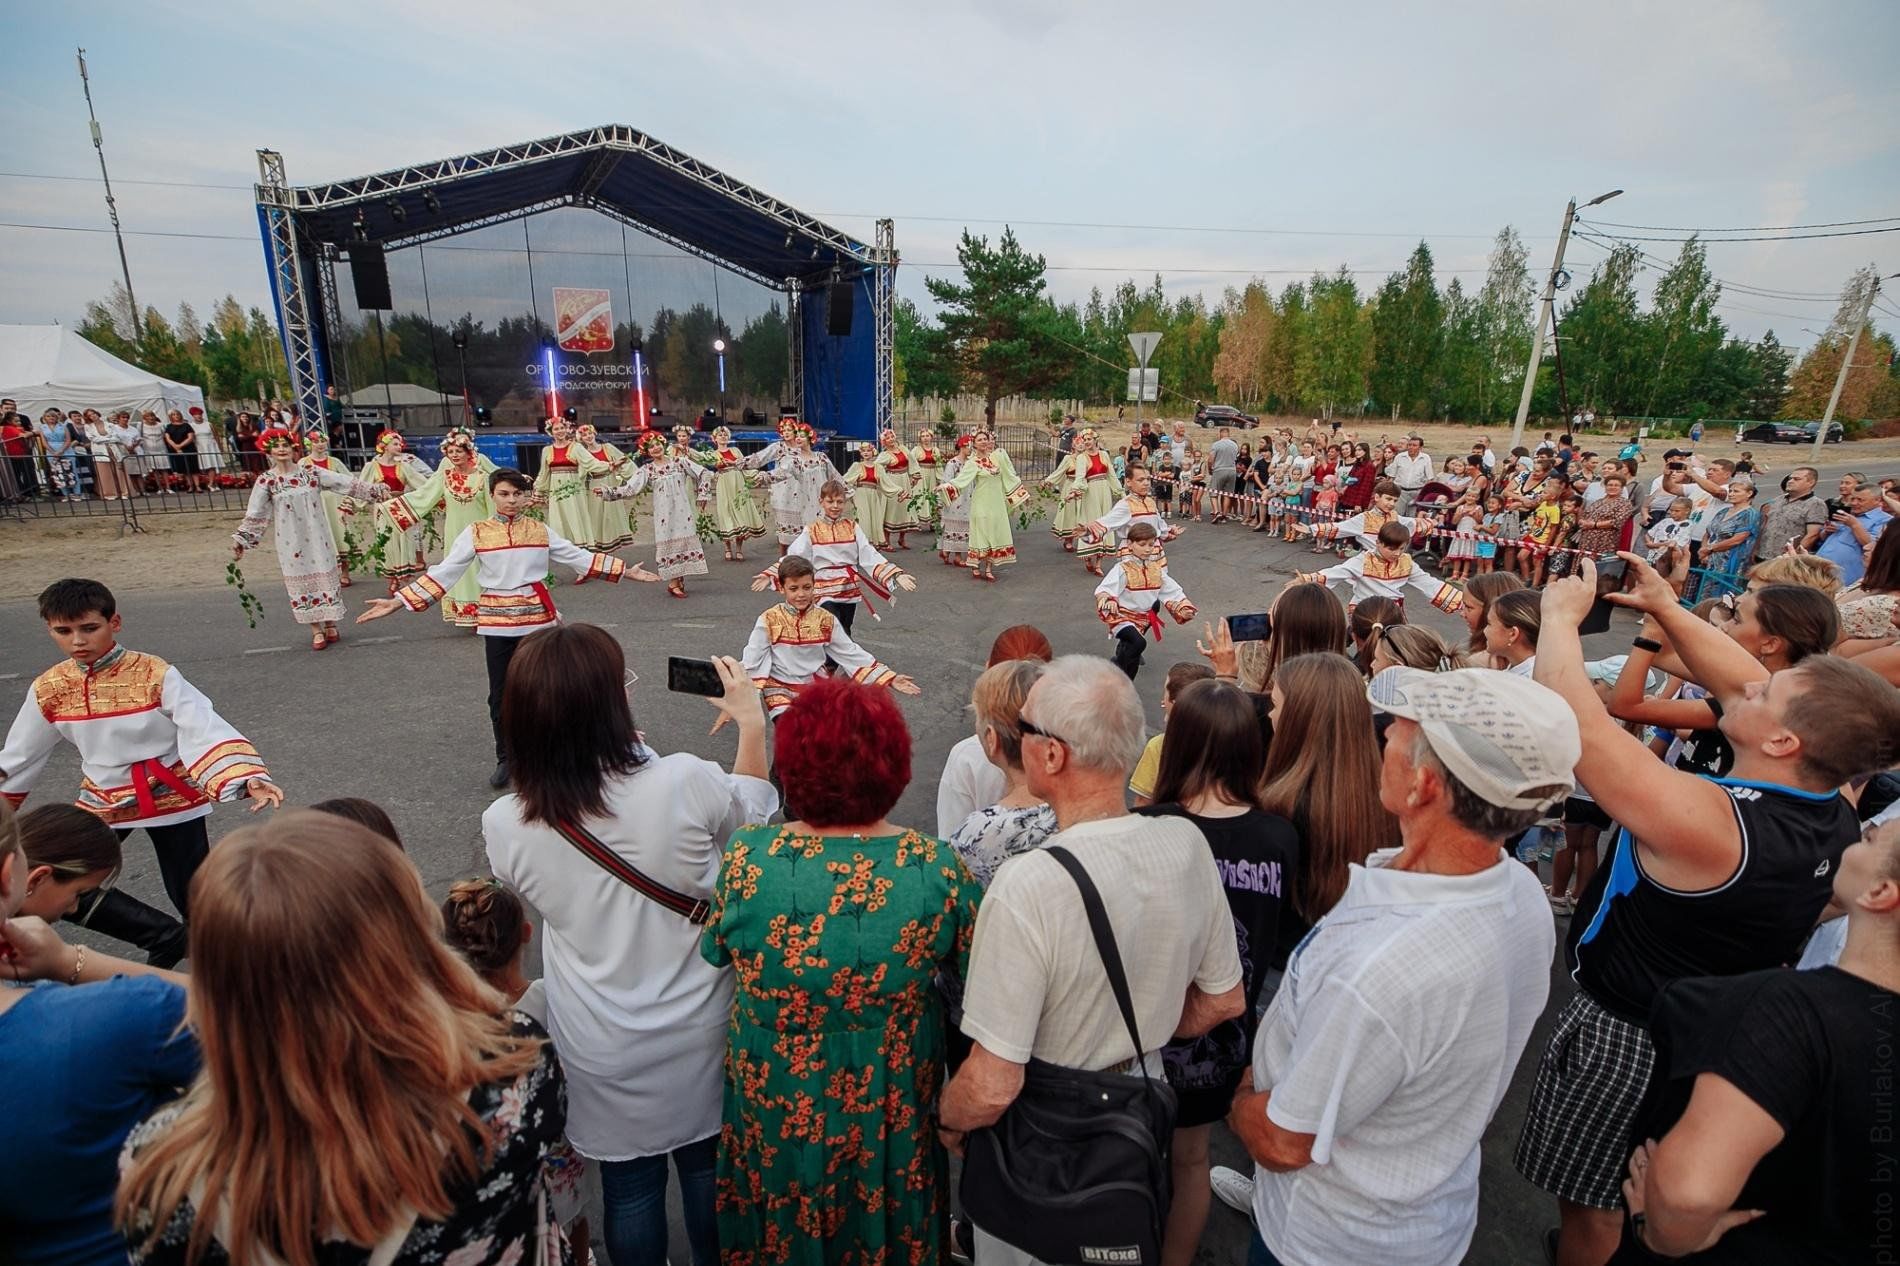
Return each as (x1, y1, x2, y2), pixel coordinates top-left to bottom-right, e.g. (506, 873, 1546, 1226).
(701, 824, 980, 1266)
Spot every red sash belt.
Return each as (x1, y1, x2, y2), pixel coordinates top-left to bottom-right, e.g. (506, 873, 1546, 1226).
(130, 757, 201, 820)
(529, 582, 556, 619)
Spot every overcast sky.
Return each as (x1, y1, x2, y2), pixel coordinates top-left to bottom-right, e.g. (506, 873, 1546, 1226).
(4, 0, 1897, 355)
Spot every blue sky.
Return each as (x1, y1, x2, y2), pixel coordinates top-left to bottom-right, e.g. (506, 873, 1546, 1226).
(3, 0, 1897, 354)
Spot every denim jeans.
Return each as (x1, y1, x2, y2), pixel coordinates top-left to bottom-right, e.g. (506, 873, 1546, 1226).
(598, 1134, 718, 1266)
(1247, 1231, 1289, 1266)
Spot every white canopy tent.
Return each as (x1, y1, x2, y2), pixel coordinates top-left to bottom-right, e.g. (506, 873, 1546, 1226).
(0, 323, 206, 420)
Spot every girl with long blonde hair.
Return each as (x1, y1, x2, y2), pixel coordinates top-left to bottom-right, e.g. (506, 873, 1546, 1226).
(117, 811, 562, 1266)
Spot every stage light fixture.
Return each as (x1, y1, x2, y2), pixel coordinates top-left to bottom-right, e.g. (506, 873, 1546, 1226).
(423, 190, 441, 214)
(386, 198, 406, 223)
(563, 405, 578, 422)
(784, 232, 795, 250)
(352, 214, 368, 242)
(810, 246, 820, 261)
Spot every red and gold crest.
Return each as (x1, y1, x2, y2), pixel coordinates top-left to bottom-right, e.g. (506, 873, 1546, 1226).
(553, 287, 614, 354)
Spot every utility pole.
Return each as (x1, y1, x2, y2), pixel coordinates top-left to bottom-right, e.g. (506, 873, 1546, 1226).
(1511, 188, 1621, 451)
(1811, 270, 1896, 458)
(76, 49, 140, 348)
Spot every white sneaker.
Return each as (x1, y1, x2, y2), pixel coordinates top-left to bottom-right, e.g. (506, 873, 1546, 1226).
(1209, 1165, 1256, 1220)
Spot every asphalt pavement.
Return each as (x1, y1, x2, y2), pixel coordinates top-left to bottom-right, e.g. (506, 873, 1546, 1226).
(0, 506, 1707, 1266)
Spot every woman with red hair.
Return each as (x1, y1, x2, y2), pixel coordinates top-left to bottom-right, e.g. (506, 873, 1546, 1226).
(701, 676, 979, 1261)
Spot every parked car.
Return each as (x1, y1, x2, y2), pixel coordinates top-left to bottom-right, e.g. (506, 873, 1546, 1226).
(1800, 420, 1845, 444)
(1737, 421, 1810, 444)
(1193, 403, 1259, 428)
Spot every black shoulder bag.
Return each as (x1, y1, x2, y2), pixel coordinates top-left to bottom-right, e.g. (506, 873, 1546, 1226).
(959, 845, 1178, 1265)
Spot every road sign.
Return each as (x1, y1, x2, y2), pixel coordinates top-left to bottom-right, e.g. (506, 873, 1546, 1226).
(1126, 367, 1159, 403)
(1128, 331, 1162, 367)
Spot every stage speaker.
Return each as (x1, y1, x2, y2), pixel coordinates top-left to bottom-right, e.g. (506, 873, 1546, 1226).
(348, 248, 392, 311)
(826, 281, 854, 336)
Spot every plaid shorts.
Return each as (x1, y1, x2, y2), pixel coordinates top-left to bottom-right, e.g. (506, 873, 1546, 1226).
(1513, 990, 1656, 1209)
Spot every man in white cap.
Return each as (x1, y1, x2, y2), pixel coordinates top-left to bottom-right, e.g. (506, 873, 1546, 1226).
(1225, 667, 1572, 1266)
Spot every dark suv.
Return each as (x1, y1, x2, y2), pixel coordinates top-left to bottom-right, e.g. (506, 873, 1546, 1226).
(1193, 403, 1259, 428)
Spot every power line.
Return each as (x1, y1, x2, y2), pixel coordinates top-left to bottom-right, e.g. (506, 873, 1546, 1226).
(1566, 231, 1836, 325)
(1571, 228, 1848, 305)
(1583, 214, 1900, 233)
(0, 170, 254, 190)
(1576, 218, 1900, 243)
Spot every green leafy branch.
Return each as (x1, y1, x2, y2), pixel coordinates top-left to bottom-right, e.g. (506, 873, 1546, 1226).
(225, 560, 267, 629)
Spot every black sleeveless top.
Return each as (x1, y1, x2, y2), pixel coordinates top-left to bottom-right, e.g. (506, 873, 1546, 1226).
(1565, 778, 1856, 1024)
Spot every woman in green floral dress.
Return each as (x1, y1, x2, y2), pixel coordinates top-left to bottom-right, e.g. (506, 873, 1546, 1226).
(701, 676, 979, 1265)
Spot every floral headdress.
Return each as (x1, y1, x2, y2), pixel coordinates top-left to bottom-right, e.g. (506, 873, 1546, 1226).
(955, 433, 974, 450)
(780, 419, 815, 445)
(858, 441, 878, 459)
(712, 425, 732, 444)
(879, 428, 899, 447)
(256, 426, 299, 453)
(375, 430, 405, 454)
(442, 426, 475, 448)
(575, 423, 599, 443)
(638, 431, 669, 457)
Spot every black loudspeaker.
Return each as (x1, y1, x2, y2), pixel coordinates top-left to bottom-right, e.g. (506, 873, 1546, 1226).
(826, 281, 854, 336)
(348, 248, 392, 310)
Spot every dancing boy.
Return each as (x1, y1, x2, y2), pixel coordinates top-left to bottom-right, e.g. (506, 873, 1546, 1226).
(1094, 522, 1198, 680)
(752, 478, 918, 636)
(358, 467, 658, 787)
(1, 578, 282, 964)
(736, 555, 921, 722)
(1297, 520, 1466, 614)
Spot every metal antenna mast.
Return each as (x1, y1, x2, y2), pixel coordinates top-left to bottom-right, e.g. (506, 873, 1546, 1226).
(77, 48, 140, 344)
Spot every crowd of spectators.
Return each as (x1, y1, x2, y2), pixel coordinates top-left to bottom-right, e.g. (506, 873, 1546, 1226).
(3, 411, 1899, 1266)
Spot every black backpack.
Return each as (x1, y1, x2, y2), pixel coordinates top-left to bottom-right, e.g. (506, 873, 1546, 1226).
(959, 845, 1178, 1265)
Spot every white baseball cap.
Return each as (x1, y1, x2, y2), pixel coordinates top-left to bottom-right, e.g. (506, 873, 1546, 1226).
(1368, 667, 1579, 811)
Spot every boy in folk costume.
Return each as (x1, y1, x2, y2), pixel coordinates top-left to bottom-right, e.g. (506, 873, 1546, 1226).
(759, 417, 842, 552)
(736, 555, 920, 723)
(360, 467, 658, 787)
(233, 427, 391, 650)
(2, 578, 283, 965)
(1303, 478, 1428, 553)
(598, 431, 711, 598)
(1094, 522, 1198, 680)
(752, 478, 918, 638)
(876, 428, 922, 550)
(1081, 463, 1183, 573)
(385, 427, 497, 629)
(1297, 519, 1467, 615)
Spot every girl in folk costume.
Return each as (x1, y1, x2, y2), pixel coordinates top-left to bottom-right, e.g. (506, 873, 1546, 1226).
(1082, 462, 1183, 570)
(943, 428, 1026, 582)
(752, 478, 918, 639)
(876, 428, 921, 550)
(575, 423, 635, 551)
(936, 434, 973, 566)
(356, 431, 431, 590)
(1041, 441, 1087, 552)
(841, 442, 890, 547)
(1058, 428, 1127, 574)
(298, 429, 358, 588)
(759, 418, 841, 551)
(385, 427, 496, 629)
(909, 426, 944, 530)
(704, 424, 768, 561)
(532, 416, 607, 560)
(600, 430, 711, 598)
(233, 428, 391, 650)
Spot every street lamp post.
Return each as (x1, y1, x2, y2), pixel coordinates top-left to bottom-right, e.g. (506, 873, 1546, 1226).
(1810, 272, 1897, 458)
(1511, 189, 1622, 451)
(713, 337, 727, 421)
(451, 327, 470, 427)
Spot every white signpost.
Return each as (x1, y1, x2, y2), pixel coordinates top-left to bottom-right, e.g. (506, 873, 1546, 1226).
(1127, 331, 1162, 429)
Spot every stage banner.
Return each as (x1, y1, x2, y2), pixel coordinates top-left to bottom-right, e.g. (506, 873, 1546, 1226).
(553, 287, 614, 354)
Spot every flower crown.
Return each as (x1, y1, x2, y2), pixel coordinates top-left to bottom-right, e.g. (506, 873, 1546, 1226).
(375, 431, 405, 453)
(256, 427, 299, 453)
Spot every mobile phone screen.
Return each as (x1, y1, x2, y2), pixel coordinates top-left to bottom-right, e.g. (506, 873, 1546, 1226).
(1227, 612, 1273, 642)
(667, 656, 725, 697)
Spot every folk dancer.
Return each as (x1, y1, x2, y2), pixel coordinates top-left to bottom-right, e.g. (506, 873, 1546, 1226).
(877, 428, 922, 550)
(358, 467, 657, 787)
(2, 578, 282, 965)
(576, 423, 635, 552)
(736, 554, 920, 723)
(942, 429, 1027, 582)
(532, 416, 608, 568)
(299, 428, 359, 588)
(234, 427, 391, 650)
(384, 427, 496, 629)
(1094, 521, 1197, 680)
(704, 424, 768, 561)
(758, 418, 840, 553)
(357, 431, 432, 590)
(1303, 478, 1428, 553)
(752, 477, 918, 639)
(1297, 520, 1466, 615)
(1081, 461, 1178, 573)
(936, 434, 973, 567)
(598, 431, 711, 599)
(1061, 428, 1124, 572)
(909, 426, 945, 538)
(842, 442, 890, 547)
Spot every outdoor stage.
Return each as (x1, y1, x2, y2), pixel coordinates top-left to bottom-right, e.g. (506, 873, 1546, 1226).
(254, 126, 896, 441)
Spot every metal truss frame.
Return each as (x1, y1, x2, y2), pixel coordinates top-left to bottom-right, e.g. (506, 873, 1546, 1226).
(874, 218, 896, 434)
(785, 278, 804, 419)
(379, 194, 574, 253)
(315, 243, 349, 397)
(286, 124, 872, 265)
(255, 149, 326, 428)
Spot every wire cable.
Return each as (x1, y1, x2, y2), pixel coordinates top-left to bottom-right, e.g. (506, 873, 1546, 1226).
(1576, 219, 1900, 243)
(1582, 214, 1900, 234)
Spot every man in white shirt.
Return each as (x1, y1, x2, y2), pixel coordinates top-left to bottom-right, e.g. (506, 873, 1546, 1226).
(941, 655, 1245, 1266)
(1168, 420, 1190, 468)
(1227, 667, 1570, 1266)
(1386, 434, 1435, 515)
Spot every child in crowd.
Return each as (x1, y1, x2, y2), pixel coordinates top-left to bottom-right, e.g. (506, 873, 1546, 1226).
(739, 555, 920, 719)
(1094, 522, 1198, 681)
(439, 878, 593, 1265)
(1475, 495, 1503, 574)
(752, 479, 917, 638)
(0, 577, 282, 965)
(1489, 494, 1523, 577)
(1152, 454, 1177, 515)
(1297, 520, 1467, 615)
(1128, 661, 1215, 806)
(1523, 479, 1564, 585)
(1646, 495, 1697, 595)
(357, 468, 658, 787)
(1312, 473, 1340, 524)
(1445, 490, 1484, 581)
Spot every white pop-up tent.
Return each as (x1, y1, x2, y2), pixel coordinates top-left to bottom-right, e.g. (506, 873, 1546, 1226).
(0, 323, 207, 420)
